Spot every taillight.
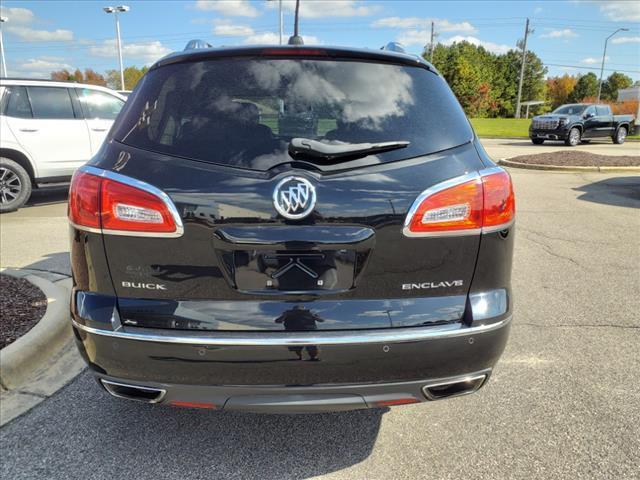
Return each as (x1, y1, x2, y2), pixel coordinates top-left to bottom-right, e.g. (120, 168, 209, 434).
(481, 170, 516, 232)
(68, 167, 183, 237)
(403, 168, 515, 237)
(68, 170, 101, 230)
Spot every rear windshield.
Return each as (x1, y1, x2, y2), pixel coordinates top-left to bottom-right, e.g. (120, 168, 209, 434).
(113, 57, 473, 170)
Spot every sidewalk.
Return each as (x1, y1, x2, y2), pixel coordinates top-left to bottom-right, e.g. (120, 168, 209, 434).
(0, 268, 85, 426)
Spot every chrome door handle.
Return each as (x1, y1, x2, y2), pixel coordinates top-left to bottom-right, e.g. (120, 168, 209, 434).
(91, 128, 108, 132)
(19, 128, 38, 132)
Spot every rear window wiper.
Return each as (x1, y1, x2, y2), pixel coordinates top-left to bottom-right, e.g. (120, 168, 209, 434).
(288, 138, 410, 162)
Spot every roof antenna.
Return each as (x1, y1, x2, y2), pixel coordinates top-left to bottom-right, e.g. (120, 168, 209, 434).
(288, 0, 304, 45)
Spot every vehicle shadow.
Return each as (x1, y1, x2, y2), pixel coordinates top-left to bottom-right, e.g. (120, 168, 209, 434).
(574, 176, 640, 209)
(22, 252, 71, 276)
(24, 186, 69, 208)
(1, 371, 386, 479)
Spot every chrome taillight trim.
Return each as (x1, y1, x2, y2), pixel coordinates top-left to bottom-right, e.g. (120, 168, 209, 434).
(69, 165, 184, 238)
(402, 166, 514, 238)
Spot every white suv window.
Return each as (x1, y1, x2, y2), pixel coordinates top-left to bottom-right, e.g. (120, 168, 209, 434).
(79, 89, 124, 120)
(2, 86, 33, 118)
(27, 87, 76, 119)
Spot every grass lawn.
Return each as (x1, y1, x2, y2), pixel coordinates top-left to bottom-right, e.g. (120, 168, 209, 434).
(470, 117, 640, 140)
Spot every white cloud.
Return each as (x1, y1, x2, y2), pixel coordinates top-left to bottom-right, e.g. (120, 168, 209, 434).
(599, 1, 640, 21)
(373, 17, 476, 34)
(611, 36, 640, 45)
(5, 26, 74, 42)
(272, 0, 379, 18)
(397, 31, 512, 55)
(242, 32, 319, 45)
(581, 56, 608, 64)
(90, 40, 172, 65)
(0, 6, 74, 42)
(194, 0, 260, 17)
(0, 7, 35, 24)
(10, 57, 73, 78)
(396, 30, 430, 47)
(442, 35, 513, 55)
(213, 20, 254, 36)
(540, 29, 578, 39)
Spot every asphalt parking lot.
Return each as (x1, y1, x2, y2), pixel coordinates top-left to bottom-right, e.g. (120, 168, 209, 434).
(1, 144, 639, 479)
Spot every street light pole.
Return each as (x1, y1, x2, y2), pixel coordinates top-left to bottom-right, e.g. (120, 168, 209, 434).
(279, 0, 283, 45)
(597, 27, 629, 102)
(103, 5, 130, 91)
(0, 16, 8, 78)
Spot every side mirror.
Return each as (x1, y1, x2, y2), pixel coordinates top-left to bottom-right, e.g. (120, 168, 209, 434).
(584, 112, 595, 119)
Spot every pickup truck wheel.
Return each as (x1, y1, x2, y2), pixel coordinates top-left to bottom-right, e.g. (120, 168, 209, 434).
(531, 138, 544, 145)
(613, 126, 627, 145)
(565, 127, 581, 146)
(0, 158, 32, 213)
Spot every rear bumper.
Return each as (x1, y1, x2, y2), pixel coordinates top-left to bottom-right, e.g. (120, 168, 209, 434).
(72, 314, 511, 412)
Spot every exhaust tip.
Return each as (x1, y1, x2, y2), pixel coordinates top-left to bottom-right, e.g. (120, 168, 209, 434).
(100, 379, 166, 404)
(422, 374, 487, 401)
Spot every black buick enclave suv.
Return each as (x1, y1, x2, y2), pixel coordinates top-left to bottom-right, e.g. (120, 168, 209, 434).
(68, 45, 515, 413)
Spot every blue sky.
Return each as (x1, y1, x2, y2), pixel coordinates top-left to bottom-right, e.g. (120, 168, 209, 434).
(1, 0, 639, 81)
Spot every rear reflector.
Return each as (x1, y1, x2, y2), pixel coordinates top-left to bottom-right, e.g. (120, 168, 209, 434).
(68, 167, 183, 237)
(403, 167, 515, 237)
(374, 397, 421, 407)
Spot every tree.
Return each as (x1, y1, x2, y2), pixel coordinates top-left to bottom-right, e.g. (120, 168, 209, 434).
(50, 68, 106, 86)
(546, 74, 577, 109)
(427, 41, 546, 118)
(83, 69, 107, 87)
(601, 72, 633, 101)
(106, 66, 149, 90)
(569, 72, 598, 102)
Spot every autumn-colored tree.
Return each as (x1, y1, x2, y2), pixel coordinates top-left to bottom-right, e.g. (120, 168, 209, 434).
(50, 68, 107, 86)
(50, 69, 74, 82)
(545, 74, 577, 109)
(106, 66, 149, 90)
(83, 69, 107, 87)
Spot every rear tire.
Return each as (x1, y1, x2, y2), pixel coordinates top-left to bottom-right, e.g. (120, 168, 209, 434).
(565, 127, 581, 147)
(613, 126, 627, 145)
(531, 138, 544, 145)
(0, 158, 32, 213)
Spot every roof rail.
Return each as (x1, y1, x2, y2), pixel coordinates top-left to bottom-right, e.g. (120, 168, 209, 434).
(381, 42, 406, 54)
(184, 39, 212, 51)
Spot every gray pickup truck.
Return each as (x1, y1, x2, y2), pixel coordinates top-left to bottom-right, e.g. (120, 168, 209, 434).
(529, 104, 635, 146)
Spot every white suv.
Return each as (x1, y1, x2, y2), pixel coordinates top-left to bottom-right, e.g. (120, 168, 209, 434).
(0, 79, 127, 212)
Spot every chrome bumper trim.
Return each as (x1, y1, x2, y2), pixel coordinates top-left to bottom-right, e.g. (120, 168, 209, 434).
(71, 315, 511, 346)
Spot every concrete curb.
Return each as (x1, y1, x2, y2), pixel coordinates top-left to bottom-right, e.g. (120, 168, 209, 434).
(498, 158, 640, 173)
(0, 269, 85, 426)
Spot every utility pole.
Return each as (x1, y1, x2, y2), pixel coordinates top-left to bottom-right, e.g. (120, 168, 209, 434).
(0, 17, 8, 77)
(597, 27, 629, 102)
(515, 18, 532, 119)
(429, 21, 435, 63)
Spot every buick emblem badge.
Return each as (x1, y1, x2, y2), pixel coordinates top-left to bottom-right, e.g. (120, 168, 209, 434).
(273, 176, 317, 220)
